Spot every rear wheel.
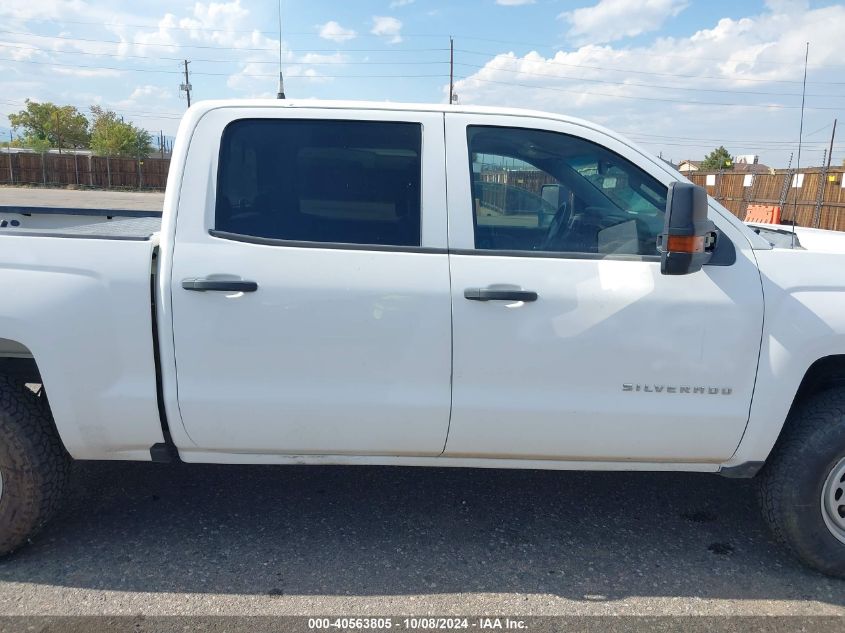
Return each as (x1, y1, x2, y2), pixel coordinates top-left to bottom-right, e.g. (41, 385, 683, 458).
(822, 456, 845, 545)
(0, 376, 70, 555)
(758, 387, 845, 577)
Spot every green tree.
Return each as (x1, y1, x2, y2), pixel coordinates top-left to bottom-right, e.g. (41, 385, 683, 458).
(700, 146, 733, 170)
(89, 106, 153, 158)
(7, 99, 90, 152)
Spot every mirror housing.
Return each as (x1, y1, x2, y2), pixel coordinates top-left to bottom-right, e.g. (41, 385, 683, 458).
(657, 182, 716, 275)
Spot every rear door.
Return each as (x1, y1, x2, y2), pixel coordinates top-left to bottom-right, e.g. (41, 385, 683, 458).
(443, 113, 764, 462)
(170, 108, 451, 455)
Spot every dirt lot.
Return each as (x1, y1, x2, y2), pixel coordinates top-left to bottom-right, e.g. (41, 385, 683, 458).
(0, 186, 163, 211)
(0, 462, 841, 616)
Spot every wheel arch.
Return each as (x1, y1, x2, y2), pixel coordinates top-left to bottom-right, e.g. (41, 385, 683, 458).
(726, 354, 845, 477)
(791, 355, 845, 405)
(0, 338, 41, 384)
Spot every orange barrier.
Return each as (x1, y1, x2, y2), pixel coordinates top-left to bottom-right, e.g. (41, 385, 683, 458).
(744, 204, 781, 224)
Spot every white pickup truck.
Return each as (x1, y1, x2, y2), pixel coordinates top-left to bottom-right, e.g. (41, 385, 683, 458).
(1, 100, 844, 577)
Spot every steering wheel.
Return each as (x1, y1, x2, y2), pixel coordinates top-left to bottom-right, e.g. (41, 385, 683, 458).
(539, 202, 572, 251)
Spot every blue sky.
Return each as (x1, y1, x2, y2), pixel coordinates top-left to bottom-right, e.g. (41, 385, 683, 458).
(1, 0, 844, 166)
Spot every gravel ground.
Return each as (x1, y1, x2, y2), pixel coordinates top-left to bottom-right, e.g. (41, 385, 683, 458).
(0, 186, 163, 211)
(0, 185, 842, 619)
(0, 461, 841, 616)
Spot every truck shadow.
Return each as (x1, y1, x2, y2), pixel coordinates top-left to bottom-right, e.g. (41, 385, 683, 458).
(0, 461, 842, 603)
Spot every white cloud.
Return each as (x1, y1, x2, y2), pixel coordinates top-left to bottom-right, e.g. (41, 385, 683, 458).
(452, 2, 845, 166)
(109, 1, 294, 102)
(53, 66, 121, 78)
(0, 0, 89, 21)
(0, 2, 288, 132)
(297, 52, 348, 65)
(561, 0, 688, 45)
(389, 0, 415, 7)
(371, 16, 403, 44)
(121, 85, 172, 104)
(496, 0, 535, 5)
(318, 21, 357, 43)
(764, 0, 809, 12)
(129, 85, 170, 99)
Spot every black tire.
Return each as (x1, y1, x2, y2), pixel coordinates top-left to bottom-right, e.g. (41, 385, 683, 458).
(758, 387, 845, 578)
(0, 376, 70, 555)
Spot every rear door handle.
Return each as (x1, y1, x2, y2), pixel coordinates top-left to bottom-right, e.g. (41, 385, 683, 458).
(182, 279, 258, 292)
(464, 288, 538, 302)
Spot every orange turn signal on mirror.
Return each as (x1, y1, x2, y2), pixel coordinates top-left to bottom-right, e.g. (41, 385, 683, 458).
(666, 235, 705, 253)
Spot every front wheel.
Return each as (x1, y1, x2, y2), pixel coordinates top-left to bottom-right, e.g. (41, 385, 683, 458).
(0, 377, 70, 555)
(758, 388, 845, 577)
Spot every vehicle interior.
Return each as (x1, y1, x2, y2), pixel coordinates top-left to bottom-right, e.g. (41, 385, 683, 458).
(468, 126, 668, 256)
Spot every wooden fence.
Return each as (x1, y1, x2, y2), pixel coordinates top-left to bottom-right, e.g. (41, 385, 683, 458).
(0, 152, 170, 191)
(688, 168, 845, 232)
(3, 151, 844, 232)
(480, 166, 845, 232)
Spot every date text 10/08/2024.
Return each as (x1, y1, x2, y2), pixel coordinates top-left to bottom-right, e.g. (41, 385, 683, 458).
(307, 618, 528, 630)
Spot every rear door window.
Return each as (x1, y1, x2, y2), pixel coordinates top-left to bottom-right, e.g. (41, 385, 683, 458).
(215, 119, 422, 247)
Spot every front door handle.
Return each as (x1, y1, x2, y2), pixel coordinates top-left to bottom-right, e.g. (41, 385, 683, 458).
(464, 288, 538, 302)
(182, 279, 258, 292)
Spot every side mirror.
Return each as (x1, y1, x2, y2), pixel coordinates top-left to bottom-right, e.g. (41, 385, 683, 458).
(540, 184, 562, 209)
(657, 182, 716, 275)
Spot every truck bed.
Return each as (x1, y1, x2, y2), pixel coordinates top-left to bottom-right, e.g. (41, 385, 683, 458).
(0, 206, 165, 459)
(0, 206, 161, 241)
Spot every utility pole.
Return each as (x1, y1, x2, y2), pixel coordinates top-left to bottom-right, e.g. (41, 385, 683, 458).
(7, 131, 13, 184)
(181, 60, 192, 108)
(54, 110, 62, 154)
(813, 149, 828, 228)
(814, 118, 837, 227)
(449, 36, 455, 105)
(826, 118, 837, 174)
(778, 152, 794, 212)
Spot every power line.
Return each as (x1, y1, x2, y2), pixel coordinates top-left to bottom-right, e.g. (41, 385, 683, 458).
(0, 29, 280, 50)
(0, 57, 449, 79)
(626, 137, 836, 154)
(4, 35, 843, 91)
(626, 129, 835, 143)
(8, 28, 845, 71)
(16, 18, 845, 69)
(453, 61, 845, 99)
(455, 49, 845, 86)
(626, 136, 831, 148)
(0, 42, 449, 64)
(454, 75, 845, 111)
(624, 136, 830, 149)
(455, 38, 845, 69)
(622, 124, 836, 145)
(0, 57, 183, 74)
(0, 30, 450, 53)
(23, 18, 448, 39)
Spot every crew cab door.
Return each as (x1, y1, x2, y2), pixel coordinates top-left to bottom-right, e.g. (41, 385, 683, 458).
(169, 108, 451, 455)
(443, 114, 764, 462)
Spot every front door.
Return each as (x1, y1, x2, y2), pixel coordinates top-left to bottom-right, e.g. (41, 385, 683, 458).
(170, 110, 452, 455)
(443, 114, 764, 462)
